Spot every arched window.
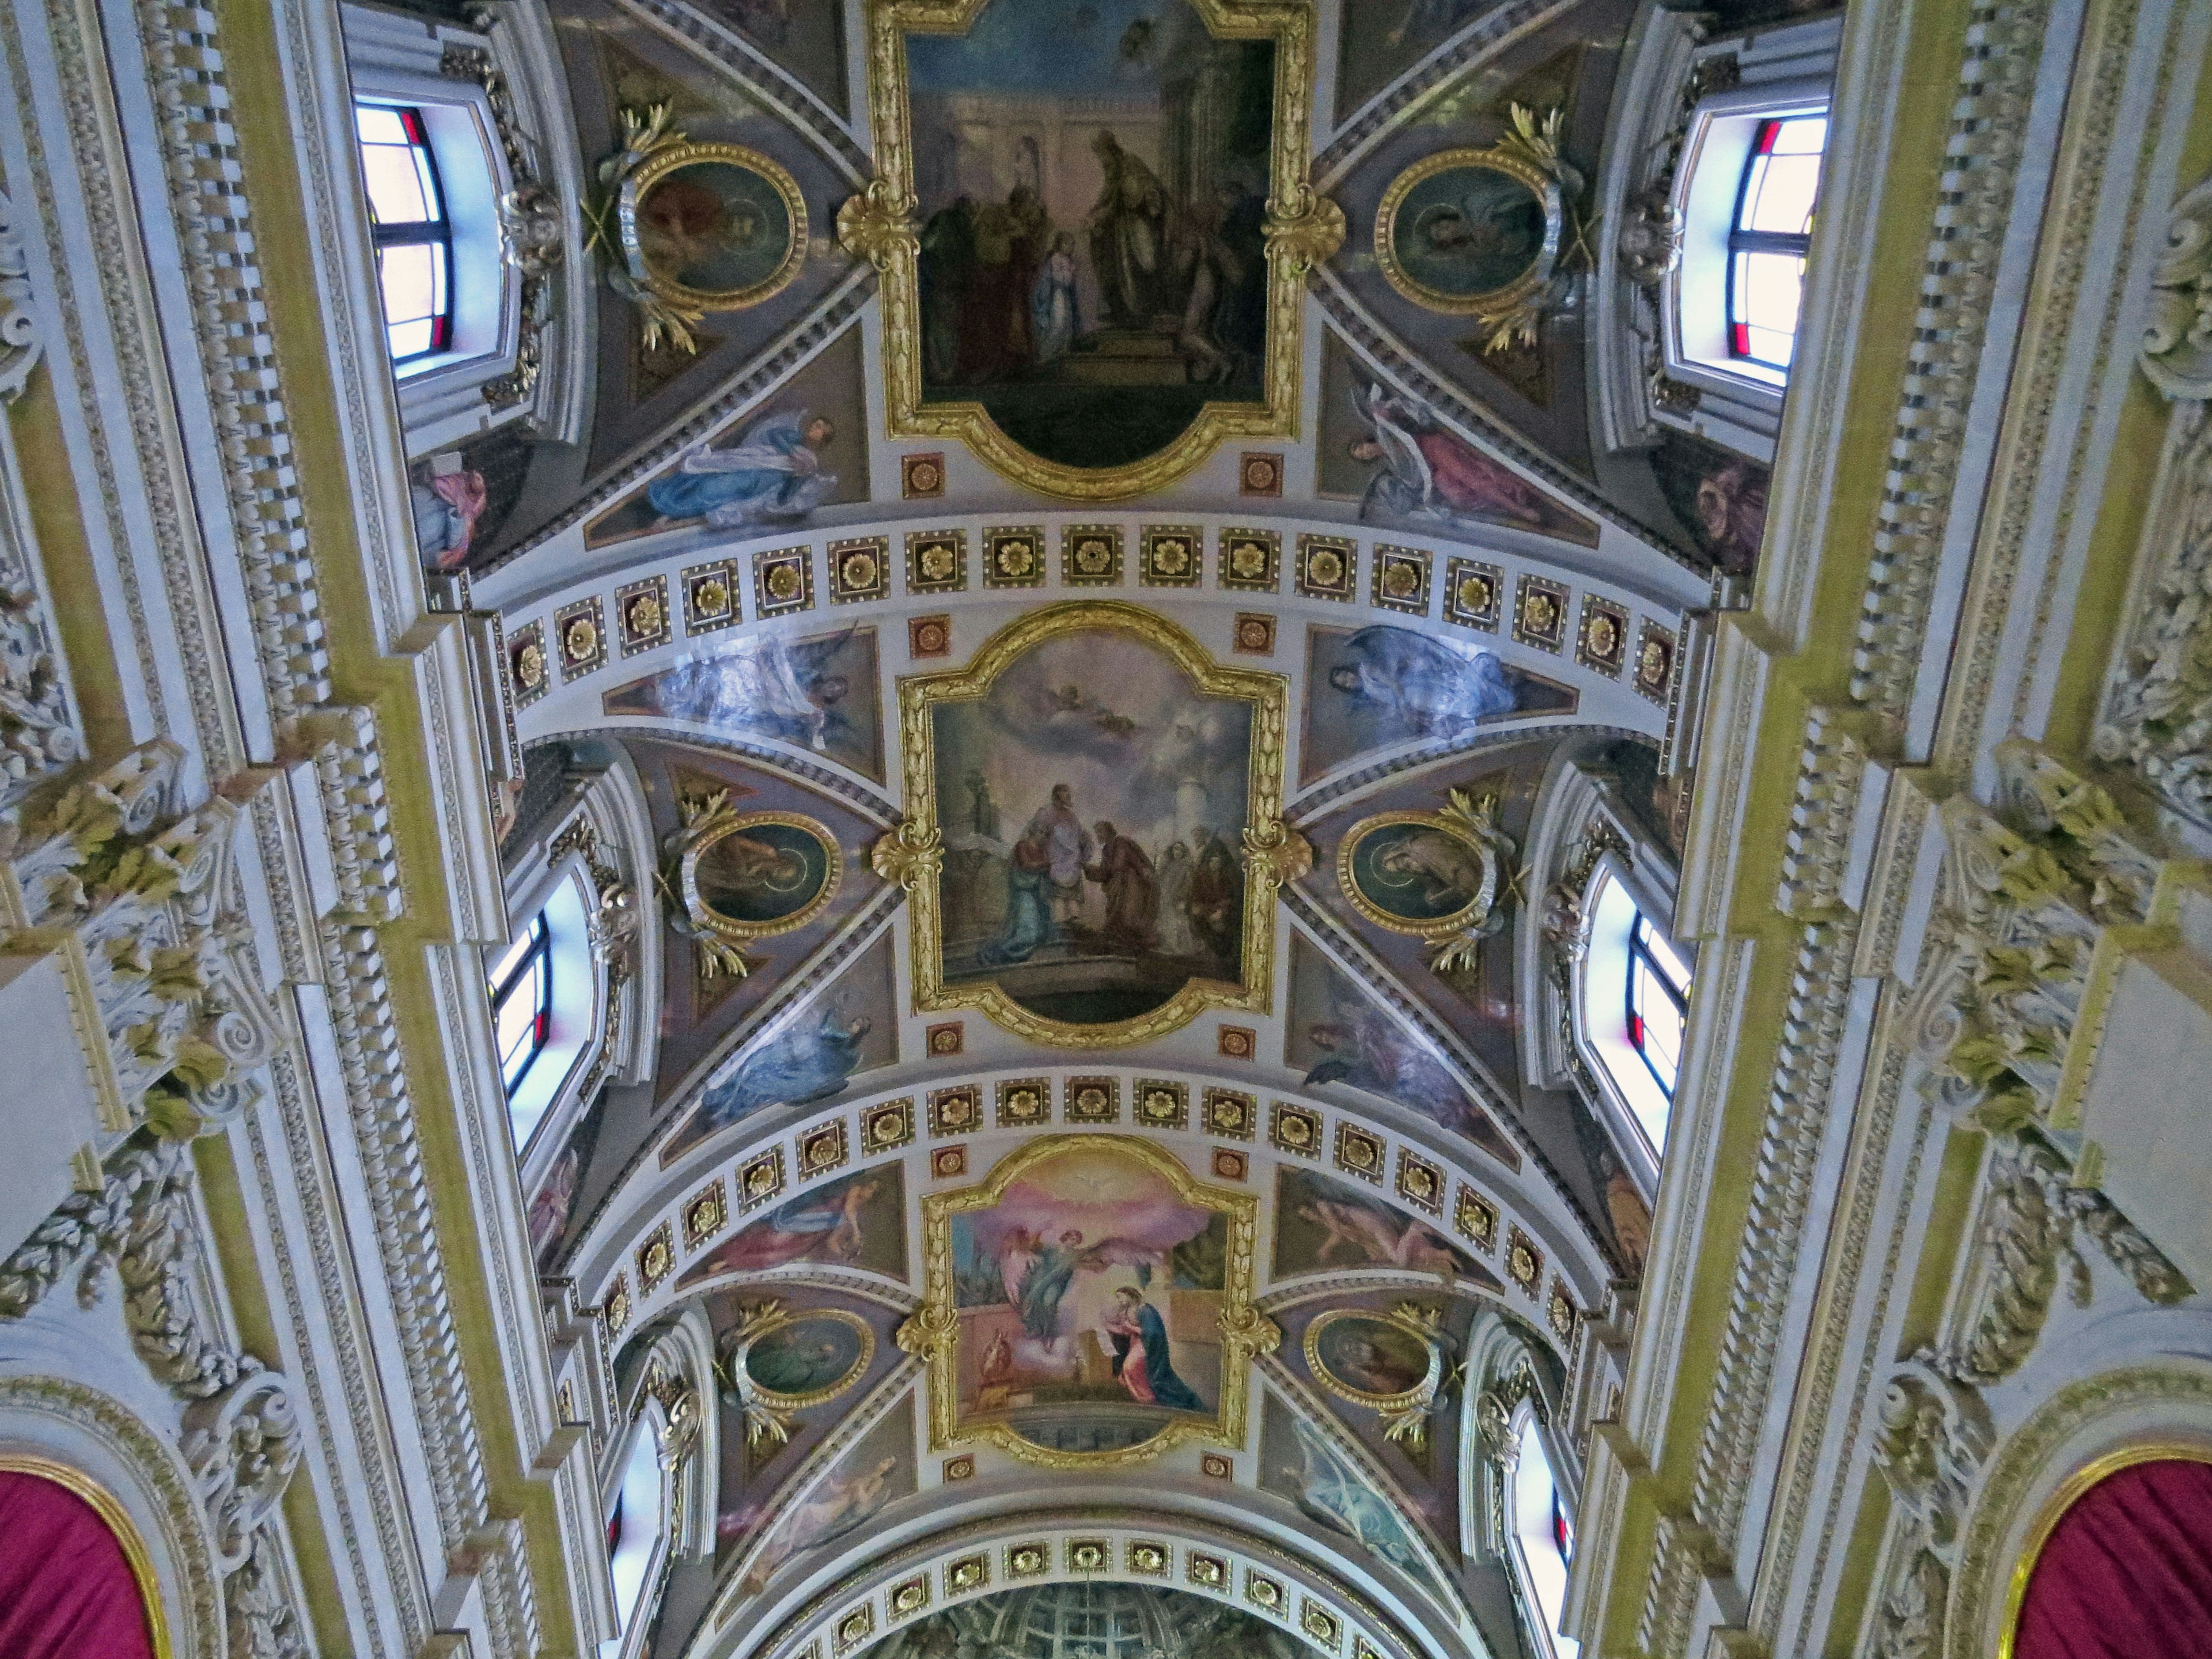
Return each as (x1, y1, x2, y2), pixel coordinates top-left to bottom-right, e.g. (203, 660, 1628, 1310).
(1724, 115, 1827, 382)
(604, 1418, 669, 1654)
(1510, 1413, 1580, 1659)
(488, 911, 553, 1097)
(1578, 866, 1692, 1155)
(354, 104, 455, 365)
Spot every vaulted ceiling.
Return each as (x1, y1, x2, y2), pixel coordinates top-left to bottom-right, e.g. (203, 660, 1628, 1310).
(456, 4, 1797, 1657)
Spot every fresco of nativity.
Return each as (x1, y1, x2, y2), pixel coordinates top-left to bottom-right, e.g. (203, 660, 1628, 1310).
(902, 0, 1278, 468)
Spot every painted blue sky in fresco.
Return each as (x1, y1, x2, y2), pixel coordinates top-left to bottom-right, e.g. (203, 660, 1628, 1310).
(907, 0, 1214, 96)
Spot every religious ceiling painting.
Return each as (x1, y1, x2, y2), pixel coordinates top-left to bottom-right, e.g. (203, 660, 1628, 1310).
(859, 0, 1319, 497)
(707, 1288, 903, 1518)
(679, 1164, 910, 1290)
(1257, 1389, 1456, 1607)
(910, 1137, 1270, 1465)
(1284, 931, 1519, 1169)
(604, 624, 885, 783)
(527, 1088, 607, 1274)
(1313, 334, 1600, 546)
(1272, 1165, 1500, 1290)
(1334, 0, 1496, 116)
(1652, 427, 1772, 575)
(694, 0, 851, 117)
(660, 927, 900, 1162)
(723, 1397, 917, 1596)
(586, 327, 874, 547)
(901, 603, 1288, 1044)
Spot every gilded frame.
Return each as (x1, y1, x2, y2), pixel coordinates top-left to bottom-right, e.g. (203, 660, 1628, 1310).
(717, 1300, 877, 1448)
(619, 141, 810, 313)
(679, 808, 844, 945)
(1336, 809, 1501, 940)
(891, 601, 1291, 1047)
(1373, 145, 1561, 319)
(0, 1453, 175, 1659)
(1301, 1303, 1449, 1450)
(906, 1135, 1275, 1468)
(855, 0, 1317, 499)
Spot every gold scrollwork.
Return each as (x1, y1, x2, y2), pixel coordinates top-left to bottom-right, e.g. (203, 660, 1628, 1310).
(911, 1136, 1275, 1469)
(896, 601, 1289, 1048)
(717, 1301, 877, 1448)
(857, 0, 1317, 499)
(1373, 107, 1582, 351)
(664, 793, 843, 979)
(1302, 1303, 1452, 1452)
(1336, 787, 1518, 974)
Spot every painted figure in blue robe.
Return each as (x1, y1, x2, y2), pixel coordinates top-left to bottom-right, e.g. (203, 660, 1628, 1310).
(1326, 624, 1521, 741)
(1015, 1229, 1087, 1339)
(700, 1006, 870, 1130)
(1031, 232, 1080, 363)
(1105, 1286, 1206, 1411)
(648, 408, 837, 529)
(979, 827, 1053, 966)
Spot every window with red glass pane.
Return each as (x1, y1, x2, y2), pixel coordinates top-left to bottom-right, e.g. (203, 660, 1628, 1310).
(489, 912, 553, 1097)
(354, 103, 454, 363)
(1627, 914, 1691, 1099)
(1726, 115, 1827, 379)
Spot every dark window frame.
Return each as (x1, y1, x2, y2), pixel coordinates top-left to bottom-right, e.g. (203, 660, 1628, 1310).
(355, 101, 455, 364)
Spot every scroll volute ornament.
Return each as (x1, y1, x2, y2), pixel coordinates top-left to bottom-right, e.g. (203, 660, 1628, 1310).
(836, 177, 921, 271)
(2140, 175, 2212, 399)
(1266, 184, 1346, 275)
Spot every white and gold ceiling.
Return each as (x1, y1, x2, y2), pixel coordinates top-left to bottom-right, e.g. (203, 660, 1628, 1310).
(445, 4, 1796, 1658)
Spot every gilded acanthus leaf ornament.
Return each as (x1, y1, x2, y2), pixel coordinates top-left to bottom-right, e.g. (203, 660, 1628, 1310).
(1264, 184, 1346, 275)
(870, 820, 943, 891)
(836, 176, 919, 271)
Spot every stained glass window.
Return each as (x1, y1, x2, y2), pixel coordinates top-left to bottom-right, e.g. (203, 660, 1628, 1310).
(1627, 914, 1693, 1099)
(354, 103, 453, 363)
(1725, 114, 1827, 378)
(489, 912, 552, 1097)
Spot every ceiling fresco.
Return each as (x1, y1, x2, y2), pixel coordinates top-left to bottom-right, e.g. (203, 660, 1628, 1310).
(445, 2, 1800, 1656)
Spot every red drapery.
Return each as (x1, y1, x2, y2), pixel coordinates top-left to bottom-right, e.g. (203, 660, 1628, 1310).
(0, 1468, 158, 1659)
(2015, 1456, 2212, 1659)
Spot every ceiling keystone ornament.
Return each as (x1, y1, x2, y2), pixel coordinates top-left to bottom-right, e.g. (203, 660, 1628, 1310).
(717, 1300, 877, 1448)
(662, 791, 843, 978)
(855, 0, 1317, 498)
(903, 1136, 1277, 1467)
(589, 105, 809, 354)
(896, 602, 1289, 1046)
(1303, 1302, 1454, 1451)
(1374, 105, 1584, 353)
(1336, 787, 1519, 973)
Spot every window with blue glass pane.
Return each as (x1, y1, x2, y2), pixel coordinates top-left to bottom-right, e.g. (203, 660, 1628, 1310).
(1627, 914, 1692, 1097)
(489, 913, 552, 1096)
(354, 103, 453, 363)
(1726, 114, 1827, 380)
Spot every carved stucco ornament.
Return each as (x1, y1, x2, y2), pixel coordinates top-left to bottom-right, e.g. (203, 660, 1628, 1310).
(2138, 175, 2212, 399)
(1264, 184, 1346, 275)
(0, 188, 45, 402)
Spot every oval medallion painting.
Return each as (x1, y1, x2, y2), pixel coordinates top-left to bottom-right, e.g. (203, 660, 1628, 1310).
(624, 143, 807, 310)
(1377, 148, 1557, 314)
(1339, 812, 1498, 935)
(685, 812, 840, 935)
(1308, 1310, 1435, 1404)
(745, 1314, 870, 1402)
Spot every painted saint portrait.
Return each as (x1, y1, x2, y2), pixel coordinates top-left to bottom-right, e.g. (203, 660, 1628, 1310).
(1312, 1313, 1433, 1400)
(1301, 623, 1573, 783)
(1388, 161, 1548, 298)
(872, 1584, 1303, 1659)
(1343, 817, 1496, 929)
(724, 1404, 914, 1589)
(926, 622, 1263, 1031)
(1336, 0, 1494, 113)
(1259, 1395, 1452, 1602)
(677, 1166, 908, 1289)
(902, 0, 1277, 469)
(693, 819, 835, 929)
(643, 407, 838, 531)
(634, 158, 795, 298)
(743, 1315, 870, 1399)
(1272, 1166, 1494, 1285)
(926, 1139, 1257, 1461)
(1340, 380, 1600, 546)
(604, 626, 883, 782)
(1656, 429, 1771, 575)
(1286, 934, 1521, 1170)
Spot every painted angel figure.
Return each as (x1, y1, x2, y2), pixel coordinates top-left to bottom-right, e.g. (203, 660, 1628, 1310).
(1349, 381, 1558, 534)
(1324, 624, 1521, 738)
(700, 1006, 872, 1130)
(645, 631, 855, 755)
(647, 407, 837, 529)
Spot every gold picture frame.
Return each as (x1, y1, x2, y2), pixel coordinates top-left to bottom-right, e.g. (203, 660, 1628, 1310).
(718, 1300, 877, 1447)
(1302, 1302, 1450, 1450)
(672, 798, 844, 971)
(886, 601, 1293, 1047)
(849, 0, 1324, 500)
(904, 1135, 1276, 1468)
(619, 139, 810, 313)
(1334, 788, 1517, 975)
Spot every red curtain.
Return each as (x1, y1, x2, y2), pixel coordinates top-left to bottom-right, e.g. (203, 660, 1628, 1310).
(2015, 1456, 2212, 1659)
(0, 1469, 157, 1659)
